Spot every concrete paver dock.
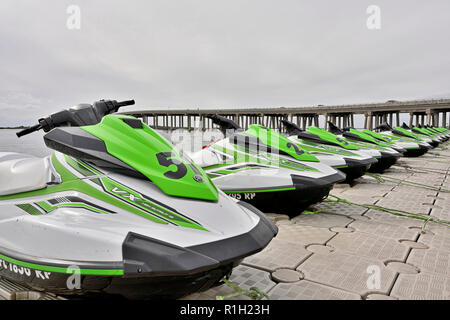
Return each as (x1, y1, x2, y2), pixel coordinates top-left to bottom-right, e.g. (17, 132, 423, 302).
(184, 145, 450, 300)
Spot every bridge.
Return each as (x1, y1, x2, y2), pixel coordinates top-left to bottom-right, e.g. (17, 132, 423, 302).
(121, 98, 450, 131)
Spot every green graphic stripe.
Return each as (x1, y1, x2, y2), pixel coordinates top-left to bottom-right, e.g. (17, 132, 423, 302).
(100, 179, 207, 231)
(210, 144, 319, 172)
(67, 156, 207, 231)
(0, 253, 123, 276)
(0, 155, 168, 225)
(225, 187, 296, 193)
(64, 156, 97, 177)
(16, 203, 43, 215)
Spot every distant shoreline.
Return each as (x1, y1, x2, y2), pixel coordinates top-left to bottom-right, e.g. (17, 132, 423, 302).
(0, 126, 28, 130)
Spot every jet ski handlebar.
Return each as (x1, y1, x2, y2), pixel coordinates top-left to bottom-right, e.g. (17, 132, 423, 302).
(16, 99, 135, 138)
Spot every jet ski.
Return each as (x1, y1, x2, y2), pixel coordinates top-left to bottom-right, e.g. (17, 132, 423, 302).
(334, 124, 427, 158)
(290, 123, 400, 173)
(0, 99, 277, 299)
(326, 122, 403, 172)
(281, 120, 377, 182)
(372, 123, 431, 156)
(377, 123, 437, 149)
(411, 125, 446, 144)
(189, 115, 345, 215)
(423, 125, 450, 140)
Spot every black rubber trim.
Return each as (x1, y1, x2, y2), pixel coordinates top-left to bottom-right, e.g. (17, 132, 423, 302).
(122, 216, 277, 276)
(122, 118, 143, 129)
(343, 157, 377, 168)
(291, 172, 345, 189)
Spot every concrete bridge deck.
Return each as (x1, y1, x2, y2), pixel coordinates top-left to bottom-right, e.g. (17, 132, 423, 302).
(122, 98, 450, 131)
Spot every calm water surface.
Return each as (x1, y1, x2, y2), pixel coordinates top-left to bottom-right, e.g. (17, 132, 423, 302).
(0, 129, 50, 157)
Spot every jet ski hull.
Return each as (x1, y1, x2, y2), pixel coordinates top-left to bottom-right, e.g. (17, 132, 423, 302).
(368, 153, 399, 173)
(0, 210, 276, 299)
(338, 157, 378, 182)
(402, 145, 429, 157)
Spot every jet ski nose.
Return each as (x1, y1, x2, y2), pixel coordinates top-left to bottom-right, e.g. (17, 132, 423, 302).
(291, 172, 345, 189)
(393, 147, 407, 154)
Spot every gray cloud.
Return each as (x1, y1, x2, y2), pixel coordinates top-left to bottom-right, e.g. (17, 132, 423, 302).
(0, 0, 449, 126)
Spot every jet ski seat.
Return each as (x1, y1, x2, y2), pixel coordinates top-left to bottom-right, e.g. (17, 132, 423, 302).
(0, 153, 57, 196)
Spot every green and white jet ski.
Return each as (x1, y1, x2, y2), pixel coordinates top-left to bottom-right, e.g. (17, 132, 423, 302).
(411, 124, 447, 145)
(376, 123, 435, 150)
(290, 123, 400, 173)
(333, 124, 427, 158)
(369, 123, 431, 156)
(0, 99, 277, 299)
(189, 115, 345, 215)
(280, 120, 377, 182)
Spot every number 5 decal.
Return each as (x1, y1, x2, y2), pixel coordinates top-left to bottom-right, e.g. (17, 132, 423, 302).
(286, 142, 304, 156)
(156, 152, 188, 179)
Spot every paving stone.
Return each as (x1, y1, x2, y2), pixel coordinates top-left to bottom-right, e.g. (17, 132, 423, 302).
(329, 226, 355, 233)
(365, 293, 398, 300)
(430, 199, 450, 220)
(398, 240, 429, 249)
(242, 239, 312, 272)
(291, 212, 353, 228)
(417, 232, 450, 253)
(182, 265, 276, 300)
(0, 277, 64, 300)
(364, 209, 424, 228)
(411, 223, 450, 237)
(349, 219, 420, 240)
(407, 248, 450, 276)
(308, 201, 368, 216)
(268, 280, 361, 300)
(333, 193, 379, 205)
(327, 232, 410, 261)
(306, 244, 335, 254)
(273, 225, 336, 246)
(391, 272, 450, 300)
(297, 251, 397, 296)
(375, 197, 432, 215)
(265, 213, 290, 223)
(271, 269, 303, 283)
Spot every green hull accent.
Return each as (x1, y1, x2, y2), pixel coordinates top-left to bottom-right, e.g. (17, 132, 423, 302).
(244, 125, 319, 162)
(224, 187, 296, 193)
(295, 139, 360, 157)
(16, 204, 43, 215)
(81, 115, 218, 201)
(71, 157, 208, 231)
(208, 144, 319, 173)
(0, 253, 123, 276)
(306, 127, 361, 150)
(36, 201, 111, 215)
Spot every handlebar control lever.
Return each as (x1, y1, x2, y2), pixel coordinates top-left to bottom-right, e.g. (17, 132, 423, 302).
(16, 99, 135, 138)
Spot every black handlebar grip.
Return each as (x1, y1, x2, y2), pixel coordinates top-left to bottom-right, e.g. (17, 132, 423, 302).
(116, 100, 135, 107)
(16, 123, 42, 138)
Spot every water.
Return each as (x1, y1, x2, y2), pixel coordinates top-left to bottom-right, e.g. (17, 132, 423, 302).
(0, 129, 50, 157)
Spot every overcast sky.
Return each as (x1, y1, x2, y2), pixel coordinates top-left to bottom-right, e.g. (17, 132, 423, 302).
(1, 0, 449, 126)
